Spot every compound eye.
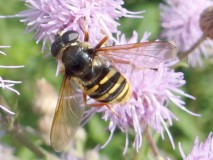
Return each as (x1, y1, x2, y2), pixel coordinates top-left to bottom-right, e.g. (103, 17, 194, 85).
(62, 30, 79, 44)
(51, 39, 62, 57)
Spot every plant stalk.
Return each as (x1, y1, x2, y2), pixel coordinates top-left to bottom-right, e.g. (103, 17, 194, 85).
(178, 34, 206, 60)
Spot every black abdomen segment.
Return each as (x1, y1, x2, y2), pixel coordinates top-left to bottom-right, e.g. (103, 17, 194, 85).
(83, 66, 131, 104)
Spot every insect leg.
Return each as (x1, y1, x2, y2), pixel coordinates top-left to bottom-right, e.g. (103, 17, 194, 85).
(80, 19, 89, 42)
(106, 104, 120, 118)
(94, 36, 109, 50)
(87, 102, 119, 118)
(84, 32, 89, 42)
(83, 93, 87, 105)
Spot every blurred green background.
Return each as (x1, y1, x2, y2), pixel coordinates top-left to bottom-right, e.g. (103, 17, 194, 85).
(0, 0, 212, 159)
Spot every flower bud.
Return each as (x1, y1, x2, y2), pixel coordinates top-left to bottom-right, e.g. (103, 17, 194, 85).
(200, 6, 213, 39)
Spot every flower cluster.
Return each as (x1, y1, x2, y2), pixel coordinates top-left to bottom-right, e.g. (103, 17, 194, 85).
(15, 0, 143, 52)
(160, 0, 213, 66)
(84, 32, 198, 153)
(6, 0, 202, 155)
(179, 132, 213, 160)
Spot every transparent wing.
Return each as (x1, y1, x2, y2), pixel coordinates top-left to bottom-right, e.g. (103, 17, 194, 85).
(95, 42, 177, 69)
(50, 76, 84, 152)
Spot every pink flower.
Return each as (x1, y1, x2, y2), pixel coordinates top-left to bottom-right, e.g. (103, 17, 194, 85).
(14, 0, 143, 52)
(0, 46, 24, 115)
(160, 0, 213, 66)
(84, 32, 199, 153)
(179, 132, 213, 160)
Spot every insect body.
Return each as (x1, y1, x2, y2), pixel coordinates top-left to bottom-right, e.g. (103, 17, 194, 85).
(52, 31, 131, 104)
(50, 30, 176, 151)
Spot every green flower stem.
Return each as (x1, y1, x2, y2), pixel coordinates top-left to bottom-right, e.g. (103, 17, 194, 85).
(8, 122, 47, 158)
(178, 34, 206, 60)
(0, 97, 59, 160)
(144, 128, 159, 158)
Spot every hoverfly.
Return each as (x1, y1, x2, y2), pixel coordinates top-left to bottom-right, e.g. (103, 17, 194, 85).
(50, 30, 176, 151)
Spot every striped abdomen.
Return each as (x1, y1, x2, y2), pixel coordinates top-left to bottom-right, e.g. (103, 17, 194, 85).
(83, 66, 131, 104)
